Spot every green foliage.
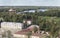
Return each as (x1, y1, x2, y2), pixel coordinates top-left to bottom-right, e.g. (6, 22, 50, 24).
(0, 9, 60, 38)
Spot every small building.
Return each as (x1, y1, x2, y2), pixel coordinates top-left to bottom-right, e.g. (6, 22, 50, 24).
(23, 10, 36, 13)
(37, 9, 48, 12)
(23, 20, 32, 25)
(17, 12, 24, 14)
(23, 10, 29, 13)
(8, 8, 16, 14)
(14, 31, 41, 38)
(1, 22, 23, 33)
(28, 10, 36, 13)
(23, 19, 32, 29)
(8, 8, 16, 12)
(13, 23, 49, 38)
(13, 29, 30, 38)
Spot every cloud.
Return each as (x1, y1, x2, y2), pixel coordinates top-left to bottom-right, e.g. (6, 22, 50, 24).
(0, 0, 60, 6)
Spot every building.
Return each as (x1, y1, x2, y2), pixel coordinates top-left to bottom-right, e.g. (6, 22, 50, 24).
(23, 10, 29, 13)
(13, 24, 49, 38)
(13, 25, 41, 38)
(8, 8, 16, 12)
(8, 8, 16, 14)
(28, 10, 36, 13)
(23, 10, 36, 13)
(23, 20, 32, 25)
(13, 29, 30, 38)
(37, 9, 48, 12)
(23, 19, 32, 29)
(17, 12, 24, 14)
(1, 22, 23, 33)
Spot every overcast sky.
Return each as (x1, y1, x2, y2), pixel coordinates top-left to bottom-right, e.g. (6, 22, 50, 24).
(0, 0, 60, 6)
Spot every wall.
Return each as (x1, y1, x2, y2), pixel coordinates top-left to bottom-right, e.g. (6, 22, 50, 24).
(1, 22, 23, 33)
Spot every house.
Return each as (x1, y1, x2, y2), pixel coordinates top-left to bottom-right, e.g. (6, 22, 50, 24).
(23, 19, 32, 25)
(13, 24, 49, 38)
(23, 19, 32, 29)
(13, 31, 41, 38)
(37, 9, 48, 12)
(13, 25, 41, 38)
(8, 8, 16, 12)
(17, 12, 24, 14)
(23, 10, 36, 13)
(13, 29, 30, 38)
(23, 10, 29, 13)
(1, 22, 23, 33)
(28, 10, 36, 13)
(8, 8, 16, 14)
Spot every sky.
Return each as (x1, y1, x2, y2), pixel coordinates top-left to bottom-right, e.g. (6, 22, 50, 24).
(0, 0, 60, 6)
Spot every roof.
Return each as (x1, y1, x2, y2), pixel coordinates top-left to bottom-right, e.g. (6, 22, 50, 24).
(37, 9, 48, 12)
(15, 29, 41, 36)
(9, 8, 16, 12)
(15, 29, 31, 35)
(1, 22, 23, 26)
(1, 22, 23, 24)
(27, 25, 39, 29)
(14, 25, 39, 35)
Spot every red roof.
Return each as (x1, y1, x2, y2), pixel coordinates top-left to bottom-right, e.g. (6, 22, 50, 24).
(15, 29, 31, 35)
(15, 25, 41, 36)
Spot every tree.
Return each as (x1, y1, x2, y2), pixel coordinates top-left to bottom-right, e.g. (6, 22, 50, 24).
(49, 19, 60, 38)
(7, 30, 12, 38)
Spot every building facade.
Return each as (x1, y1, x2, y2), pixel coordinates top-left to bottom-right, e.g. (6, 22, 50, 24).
(1, 22, 23, 33)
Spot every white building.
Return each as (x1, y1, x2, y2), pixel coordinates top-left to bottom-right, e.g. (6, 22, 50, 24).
(28, 10, 36, 13)
(1, 22, 23, 33)
(37, 9, 48, 12)
(23, 10, 35, 13)
(17, 12, 24, 14)
(23, 20, 32, 25)
(8, 9, 16, 12)
(23, 10, 29, 13)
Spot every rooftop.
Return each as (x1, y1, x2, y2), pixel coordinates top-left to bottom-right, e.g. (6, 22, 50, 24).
(15, 25, 40, 36)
